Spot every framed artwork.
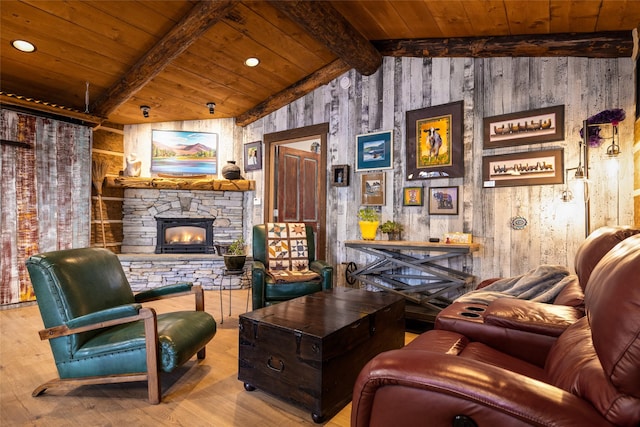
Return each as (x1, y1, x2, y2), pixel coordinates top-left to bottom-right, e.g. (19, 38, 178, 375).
(483, 105, 565, 149)
(355, 130, 393, 171)
(151, 130, 218, 175)
(429, 186, 459, 215)
(403, 187, 424, 206)
(331, 164, 350, 187)
(361, 172, 385, 205)
(244, 141, 262, 171)
(482, 148, 564, 188)
(406, 100, 464, 180)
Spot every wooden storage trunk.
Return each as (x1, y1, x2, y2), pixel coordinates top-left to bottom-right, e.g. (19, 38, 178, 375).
(238, 288, 405, 423)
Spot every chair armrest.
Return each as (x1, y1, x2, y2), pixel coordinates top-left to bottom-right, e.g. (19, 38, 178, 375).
(252, 260, 266, 309)
(484, 298, 583, 337)
(352, 350, 608, 427)
(134, 282, 193, 302)
(38, 305, 153, 340)
(310, 260, 333, 289)
(135, 283, 204, 312)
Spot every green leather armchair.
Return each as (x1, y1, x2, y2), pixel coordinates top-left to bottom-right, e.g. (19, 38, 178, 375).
(251, 224, 333, 310)
(26, 247, 217, 404)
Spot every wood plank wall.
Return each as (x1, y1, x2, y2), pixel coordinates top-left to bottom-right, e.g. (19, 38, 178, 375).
(242, 56, 636, 283)
(0, 109, 91, 305)
(91, 125, 125, 252)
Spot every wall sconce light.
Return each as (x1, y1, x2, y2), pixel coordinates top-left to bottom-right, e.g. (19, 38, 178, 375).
(140, 105, 150, 118)
(560, 166, 590, 203)
(206, 102, 216, 115)
(605, 122, 621, 157)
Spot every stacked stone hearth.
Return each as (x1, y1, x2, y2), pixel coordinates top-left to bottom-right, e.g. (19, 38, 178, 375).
(119, 188, 247, 291)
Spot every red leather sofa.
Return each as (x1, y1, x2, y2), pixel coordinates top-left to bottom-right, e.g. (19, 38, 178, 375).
(435, 226, 640, 366)
(351, 234, 640, 427)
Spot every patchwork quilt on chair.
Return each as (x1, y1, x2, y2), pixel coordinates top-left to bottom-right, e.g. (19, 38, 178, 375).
(265, 223, 321, 283)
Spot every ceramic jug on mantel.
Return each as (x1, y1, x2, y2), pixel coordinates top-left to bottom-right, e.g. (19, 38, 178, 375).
(221, 160, 242, 180)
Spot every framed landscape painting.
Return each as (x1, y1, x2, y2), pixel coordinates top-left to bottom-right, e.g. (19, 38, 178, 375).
(151, 130, 218, 175)
(361, 172, 385, 205)
(355, 130, 393, 172)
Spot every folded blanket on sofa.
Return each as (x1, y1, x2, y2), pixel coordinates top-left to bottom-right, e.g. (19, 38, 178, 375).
(456, 264, 572, 305)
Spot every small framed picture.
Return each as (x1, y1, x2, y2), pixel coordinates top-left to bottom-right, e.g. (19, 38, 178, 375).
(429, 186, 459, 215)
(361, 172, 385, 206)
(403, 187, 424, 206)
(355, 130, 393, 172)
(244, 141, 262, 172)
(331, 164, 349, 186)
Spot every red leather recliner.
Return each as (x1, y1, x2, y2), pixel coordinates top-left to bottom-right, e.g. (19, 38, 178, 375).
(435, 226, 640, 366)
(351, 234, 640, 427)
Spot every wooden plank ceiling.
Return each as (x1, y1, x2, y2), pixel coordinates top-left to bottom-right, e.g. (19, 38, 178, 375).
(1, 0, 639, 127)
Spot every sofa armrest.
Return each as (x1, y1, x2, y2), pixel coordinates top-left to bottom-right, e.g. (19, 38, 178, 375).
(352, 350, 609, 427)
(552, 276, 585, 308)
(484, 298, 583, 337)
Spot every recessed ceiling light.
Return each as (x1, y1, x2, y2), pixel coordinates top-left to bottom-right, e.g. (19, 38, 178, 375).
(244, 57, 260, 67)
(11, 39, 36, 53)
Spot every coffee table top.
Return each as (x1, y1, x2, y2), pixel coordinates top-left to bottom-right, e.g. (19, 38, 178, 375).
(240, 287, 404, 338)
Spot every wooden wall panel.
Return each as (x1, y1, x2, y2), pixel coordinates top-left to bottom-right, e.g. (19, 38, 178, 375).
(240, 56, 636, 285)
(91, 127, 124, 252)
(121, 57, 635, 287)
(1, 109, 91, 305)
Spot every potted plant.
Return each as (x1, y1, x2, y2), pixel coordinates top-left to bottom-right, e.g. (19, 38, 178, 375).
(223, 236, 246, 271)
(380, 220, 404, 241)
(358, 207, 380, 240)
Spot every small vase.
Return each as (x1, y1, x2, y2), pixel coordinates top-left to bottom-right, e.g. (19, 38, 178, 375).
(222, 160, 241, 180)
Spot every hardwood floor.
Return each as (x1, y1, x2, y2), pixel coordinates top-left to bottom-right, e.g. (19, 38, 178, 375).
(0, 289, 417, 426)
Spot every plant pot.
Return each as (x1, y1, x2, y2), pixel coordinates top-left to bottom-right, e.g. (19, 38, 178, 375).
(223, 254, 246, 271)
(358, 221, 379, 240)
(387, 232, 403, 241)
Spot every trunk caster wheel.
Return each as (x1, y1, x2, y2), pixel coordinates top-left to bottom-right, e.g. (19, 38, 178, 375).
(243, 383, 255, 391)
(312, 413, 324, 423)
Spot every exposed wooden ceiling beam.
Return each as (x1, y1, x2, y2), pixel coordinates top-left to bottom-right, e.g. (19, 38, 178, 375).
(236, 59, 351, 127)
(91, 0, 237, 118)
(270, 1, 382, 76)
(374, 31, 635, 58)
(1, 93, 105, 126)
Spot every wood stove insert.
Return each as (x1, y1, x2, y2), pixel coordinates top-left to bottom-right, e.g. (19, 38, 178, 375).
(155, 217, 216, 254)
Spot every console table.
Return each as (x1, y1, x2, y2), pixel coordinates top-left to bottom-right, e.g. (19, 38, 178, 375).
(344, 240, 480, 322)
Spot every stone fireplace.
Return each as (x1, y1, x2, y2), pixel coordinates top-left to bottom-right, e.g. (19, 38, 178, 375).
(118, 188, 247, 291)
(121, 188, 243, 254)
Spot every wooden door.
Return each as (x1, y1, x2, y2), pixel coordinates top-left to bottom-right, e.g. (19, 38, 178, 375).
(276, 146, 320, 228)
(264, 124, 328, 258)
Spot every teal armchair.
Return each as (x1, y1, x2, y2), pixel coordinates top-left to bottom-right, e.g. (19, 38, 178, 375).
(26, 247, 217, 404)
(252, 224, 333, 310)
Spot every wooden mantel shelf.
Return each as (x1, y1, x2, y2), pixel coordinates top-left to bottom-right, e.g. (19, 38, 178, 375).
(105, 176, 255, 192)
